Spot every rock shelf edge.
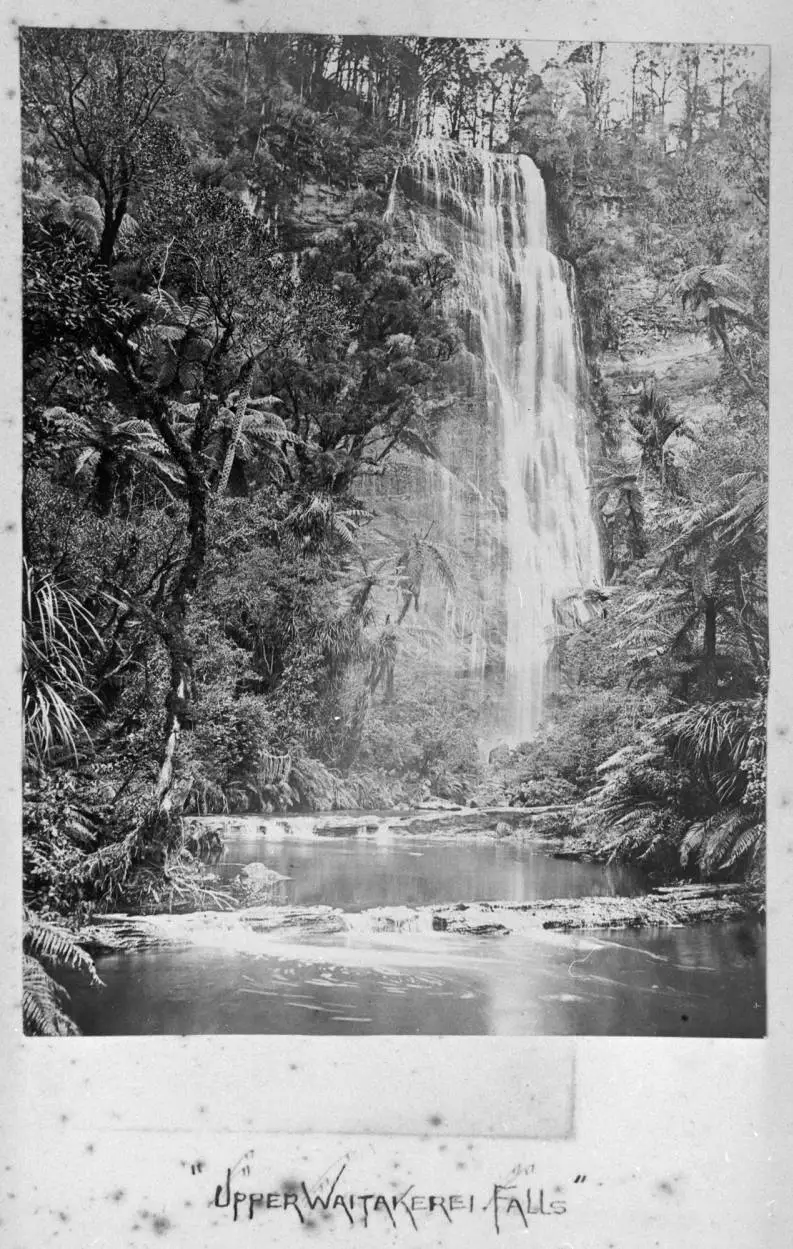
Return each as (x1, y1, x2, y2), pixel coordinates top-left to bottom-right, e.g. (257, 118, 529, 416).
(77, 883, 761, 953)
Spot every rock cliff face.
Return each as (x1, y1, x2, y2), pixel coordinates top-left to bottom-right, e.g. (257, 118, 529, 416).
(589, 214, 723, 449)
(287, 177, 358, 242)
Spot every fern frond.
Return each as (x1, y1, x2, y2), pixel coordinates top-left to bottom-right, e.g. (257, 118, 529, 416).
(23, 915, 103, 988)
(723, 822, 764, 869)
(679, 821, 706, 867)
(22, 953, 79, 1037)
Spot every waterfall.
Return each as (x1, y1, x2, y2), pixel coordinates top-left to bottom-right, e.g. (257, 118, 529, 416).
(397, 140, 601, 743)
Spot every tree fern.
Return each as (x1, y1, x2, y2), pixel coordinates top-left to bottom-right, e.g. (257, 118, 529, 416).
(48, 404, 185, 505)
(676, 265, 753, 321)
(24, 913, 103, 985)
(722, 820, 764, 870)
(676, 264, 760, 392)
(209, 393, 292, 490)
(285, 494, 366, 555)
(22, 912, 103, 1037)
(667, 700, 753, 773)
(395, 535, 456, 621)
(22, 954, 79, 1037)
(679, 820, 706, 867)
(697, 809, 760, 876)
(662, 470, 767, 563)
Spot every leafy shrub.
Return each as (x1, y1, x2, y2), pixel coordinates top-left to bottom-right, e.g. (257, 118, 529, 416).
(508, 775, 579, 807)
(512, 688, 671, 793)
(180, 692, 274, 814)
(579, 689, 766, 883)
(23, 767, 114, 915)
(359, 673, 481, 798)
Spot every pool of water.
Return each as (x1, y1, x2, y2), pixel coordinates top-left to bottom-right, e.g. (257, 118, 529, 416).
(66, 824, 766, 1037)
(214, 828, 649, 909)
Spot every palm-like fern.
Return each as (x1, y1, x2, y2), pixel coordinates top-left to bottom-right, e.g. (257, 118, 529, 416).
(23, 911, 103, 1037)
(663, 470, 767, 563)
(680, 810, 764, 880)
(658, 472, 768, 679)
(676, 265, 760, 392)
(45, 404, 184, 509)
(608, 574, 700, 669)
(132, 290, 219, 392)
(596, 460, 647, 567)
(22, 954, 80, 1036)
(593, 691, 765, 881)
(25, 191, 139, 254)
(667, 699, 754, 775)
(626, 381, 686, 488)
(395, 534, 456, 622)
(209, 391, 293, 493)
(582, 733, 688, 869)
(285, 494, 367, 554)
(677, 264, 753, 322)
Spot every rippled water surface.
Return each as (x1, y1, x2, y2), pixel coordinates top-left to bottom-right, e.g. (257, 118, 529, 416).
(68, 827, 765, 1037)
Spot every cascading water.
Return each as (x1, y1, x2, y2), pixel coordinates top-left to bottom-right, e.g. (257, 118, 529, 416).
(396, 140, 602, 743)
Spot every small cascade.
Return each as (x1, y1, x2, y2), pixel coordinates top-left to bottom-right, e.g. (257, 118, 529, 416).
(384, 166, 400, 222)
(203, 814, 394, 842)
(392, 140, 602, 742)
(256, 816, 321, 841)
(344, 907, 436, 935)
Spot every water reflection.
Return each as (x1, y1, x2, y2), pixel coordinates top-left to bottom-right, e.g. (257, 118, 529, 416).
(215, 832, 647, 910)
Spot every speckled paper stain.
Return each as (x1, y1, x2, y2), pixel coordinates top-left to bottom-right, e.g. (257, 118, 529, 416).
(3, 1040, 768, 1246)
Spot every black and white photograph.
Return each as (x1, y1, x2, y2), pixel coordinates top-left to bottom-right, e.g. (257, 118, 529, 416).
(19, 29, 768, 1038)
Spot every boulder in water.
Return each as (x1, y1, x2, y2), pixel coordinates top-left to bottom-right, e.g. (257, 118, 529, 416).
(241, 862, 288, 881)
(233, 862, 290, 898)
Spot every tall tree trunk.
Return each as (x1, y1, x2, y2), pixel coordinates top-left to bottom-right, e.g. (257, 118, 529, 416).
(151, 468, 208, 820)
(100, 199, 123, 267)
(94, 450, 115, 515)
(135, 393, 213, 829)
(699, 595, 718, 699)
(733, 570, 763, 674)
(99, 154, 131, 266)
(712, 319, 758, 395)
(216, 368, 254, 495)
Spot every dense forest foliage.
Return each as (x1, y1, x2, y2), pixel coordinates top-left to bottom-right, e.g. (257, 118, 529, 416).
(19, 31, 767, 1031)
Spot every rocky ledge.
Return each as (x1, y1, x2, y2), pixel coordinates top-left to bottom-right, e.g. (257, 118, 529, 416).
(431, 884, 757, 934)
(77, 883, 758, 953)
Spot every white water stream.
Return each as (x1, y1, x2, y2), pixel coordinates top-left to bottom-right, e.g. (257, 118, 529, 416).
(399, 141, 602, 741)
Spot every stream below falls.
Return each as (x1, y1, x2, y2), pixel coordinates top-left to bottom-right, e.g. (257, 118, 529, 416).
(67, 817, 765, 1037)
